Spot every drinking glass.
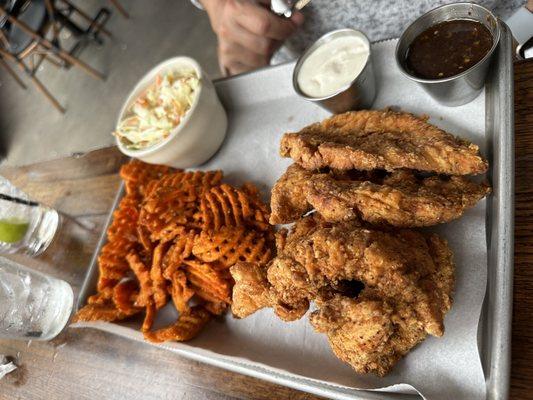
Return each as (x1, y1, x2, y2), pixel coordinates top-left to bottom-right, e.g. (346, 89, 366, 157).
(0, 176, 60, 256)
(0, 257, 73, 341)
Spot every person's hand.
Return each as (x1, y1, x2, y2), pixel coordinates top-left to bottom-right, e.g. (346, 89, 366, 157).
(202, 0, 304, 75)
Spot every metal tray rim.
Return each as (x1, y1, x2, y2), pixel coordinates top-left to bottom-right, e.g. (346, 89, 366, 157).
(77, 26, 515, 400)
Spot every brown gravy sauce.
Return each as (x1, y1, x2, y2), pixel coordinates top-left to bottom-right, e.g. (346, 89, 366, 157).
(405, 19, 493, 80)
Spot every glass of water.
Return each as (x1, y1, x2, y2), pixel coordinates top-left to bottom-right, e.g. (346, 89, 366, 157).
(0, 176, 60, 256)
(0, 257, 73, 341)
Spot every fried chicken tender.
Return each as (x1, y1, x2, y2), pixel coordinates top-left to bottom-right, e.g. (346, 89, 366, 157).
(269, 164, 490, 227)
(310, 293, 398, 376)
(230, 215, 454, 375)
(269, 164, 315, 224)
(306, 169, 490, 227)
(230, 262, 272, 318)
(311, 229, 455, 376)
(280, 110, 488, 175)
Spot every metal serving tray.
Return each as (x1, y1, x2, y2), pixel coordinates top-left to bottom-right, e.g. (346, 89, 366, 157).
(77, 22, 514, 400)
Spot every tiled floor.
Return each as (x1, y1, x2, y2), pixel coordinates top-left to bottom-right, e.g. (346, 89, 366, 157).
(0, 0, 219, 166)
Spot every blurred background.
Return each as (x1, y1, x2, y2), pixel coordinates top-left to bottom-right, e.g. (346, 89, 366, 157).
(0, 0, 218, 166)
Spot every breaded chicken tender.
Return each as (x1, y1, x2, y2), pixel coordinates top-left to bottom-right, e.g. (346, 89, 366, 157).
(229, 215, 455, 375)
(280, 110, 488, 175)
(269, 164, 490, 227)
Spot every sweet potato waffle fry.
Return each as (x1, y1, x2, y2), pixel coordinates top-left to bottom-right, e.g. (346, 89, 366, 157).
(192, 227, 272, 267)
(120, 159, 174, 199)
(200, 184, 270, 232)
(74, 160, 274, 343)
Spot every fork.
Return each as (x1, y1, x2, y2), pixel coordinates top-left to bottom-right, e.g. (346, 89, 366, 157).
(270, 0, 311, 18)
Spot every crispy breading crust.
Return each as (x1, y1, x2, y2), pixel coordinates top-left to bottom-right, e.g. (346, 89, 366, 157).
(269, 164, 490, 227)
(269, 164, 314, 224)
(280, 110, 488, 175)
(306, 170, 491, 227)
(230, 215, 455, 375)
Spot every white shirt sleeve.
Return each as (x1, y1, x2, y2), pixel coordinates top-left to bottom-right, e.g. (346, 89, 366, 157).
(505, 5, 533, 44)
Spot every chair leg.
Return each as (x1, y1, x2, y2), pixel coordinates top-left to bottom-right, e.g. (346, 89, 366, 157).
(0, 9, 105, 80)
(29, 74, 66, 113)
(43, 53, 63, 68)
(109, 0, 129, 18)
(59, 0, 112, 37)
(0, 48, 65, 113)
(44, 0, 61, 40)
(0, 57, 27, 89)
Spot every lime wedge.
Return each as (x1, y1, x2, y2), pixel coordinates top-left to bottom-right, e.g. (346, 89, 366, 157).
(0, 218, 30, 243)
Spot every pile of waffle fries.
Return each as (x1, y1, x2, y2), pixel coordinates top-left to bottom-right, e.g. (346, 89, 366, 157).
(74, 160, 274, 343)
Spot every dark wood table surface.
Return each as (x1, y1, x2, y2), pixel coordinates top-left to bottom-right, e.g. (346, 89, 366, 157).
(0, 60, 531, 400)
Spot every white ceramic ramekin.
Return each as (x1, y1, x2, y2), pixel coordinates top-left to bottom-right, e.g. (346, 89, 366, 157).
(115, 57, 227, 168)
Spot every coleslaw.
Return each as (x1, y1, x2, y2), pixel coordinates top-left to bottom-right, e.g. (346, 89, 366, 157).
(114, 69, 200, 150)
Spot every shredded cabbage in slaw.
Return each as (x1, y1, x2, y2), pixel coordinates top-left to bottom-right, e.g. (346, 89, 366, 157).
(114, 69, 200, 150)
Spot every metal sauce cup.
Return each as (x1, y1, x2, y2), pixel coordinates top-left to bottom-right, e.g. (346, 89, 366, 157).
(293, 29, 376, 113)
(395, 2, 501, 107)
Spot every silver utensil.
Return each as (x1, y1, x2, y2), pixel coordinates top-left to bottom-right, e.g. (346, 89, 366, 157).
(395, 2, 500, 107)
(270, 0, 311, 18)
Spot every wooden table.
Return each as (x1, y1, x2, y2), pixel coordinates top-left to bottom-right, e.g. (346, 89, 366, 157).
(0, 60, 531, 400)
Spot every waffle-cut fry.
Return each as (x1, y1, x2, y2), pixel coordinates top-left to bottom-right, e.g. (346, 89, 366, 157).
(143, 184, 198, 215)
(143, 170, 222, 215)
(153, 170, 223, 194)
(87, 287, 113, 304)
(127, 252, 153, 308)
(98, 264, 129, 282)
(137, 225, 153, 253)
(192, 227, 273, 268)
(73, 303, 126, 323)
(142, 301, 156, 332)
(162, 229, 196, 280)
(204, 301, 228, 315)
(170, 270, 194, 313)
(200, 184, 270, 232)
(141, 199, 201, 241)
(190, 286, 226, 306)
(140, 171, 223, 237)
(120, 160, 175, 198)
(201, 184, 247, 230)
(151, 243, 169, 309)
(98, 241, 135, 266)
(96, 277, 120, 293)
(98, 248, 134, 268)
(153, 224, 189, 243)
(77, 161, 274, 343)
(97, 191, 141, 290)
(184, 260, 232, 304)
(112, 280, 141, 316)
(107, 209, 139, 242)
(143, 306, 211, 343)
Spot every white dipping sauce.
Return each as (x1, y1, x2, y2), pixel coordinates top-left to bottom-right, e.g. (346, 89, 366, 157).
(297, 34, 370, 98)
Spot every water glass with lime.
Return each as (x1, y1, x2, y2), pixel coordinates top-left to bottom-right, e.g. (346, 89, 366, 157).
(0, 176, 59, 256)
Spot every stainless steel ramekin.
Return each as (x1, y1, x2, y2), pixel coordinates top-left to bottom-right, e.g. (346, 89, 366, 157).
(292, 29, 376, 113)
(395, 2, 501, 107)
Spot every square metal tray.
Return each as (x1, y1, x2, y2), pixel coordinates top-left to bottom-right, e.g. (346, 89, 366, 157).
(77, 22, 514, 400)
